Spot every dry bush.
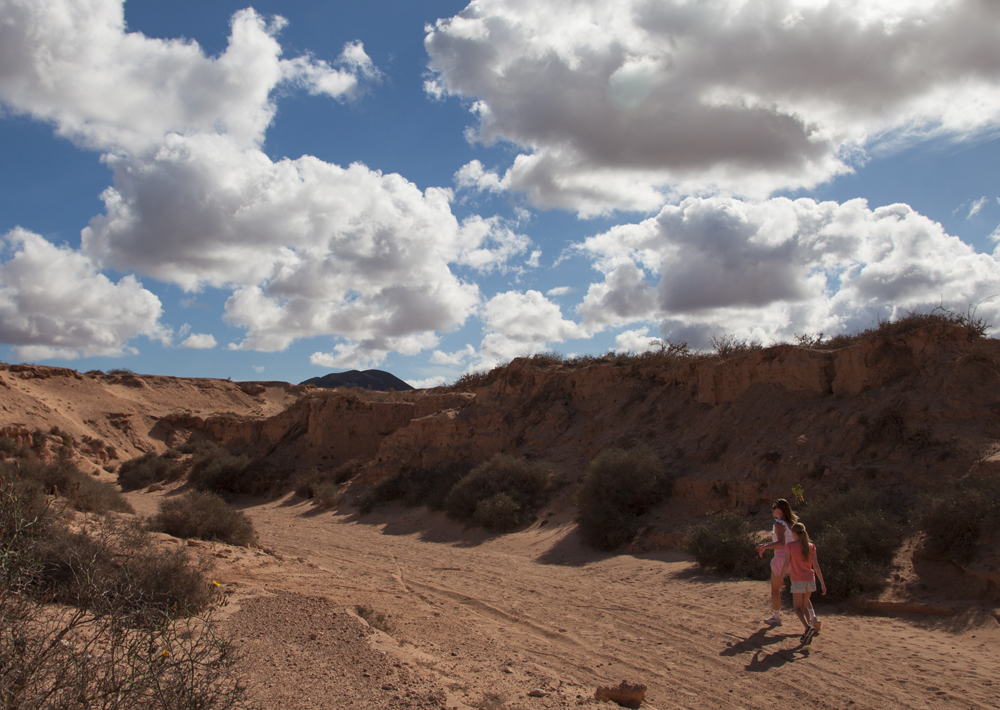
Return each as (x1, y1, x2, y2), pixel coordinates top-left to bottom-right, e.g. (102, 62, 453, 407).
(795, 305, 991, 351)
(354, 604, 393, 634)
(686, 512, 768, 580)
(710, 333, 764, 359)
(294, 458, 365, 505)
(186, 443, 284, 498)
(354, 462, 471, 514)
(2, 457, 132, 515)
(797, 488, 908, 601)
(150, 491, 257, 547)
(922, 469, 1000, 564)
(443, 455, 552, 530)
(117, 452, 185, 491)
(576, 445, 673, 550)
(0, 479, 252, 710)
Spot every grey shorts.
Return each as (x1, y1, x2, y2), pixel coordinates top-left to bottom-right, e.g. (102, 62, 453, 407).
(790, 580, 816, 594)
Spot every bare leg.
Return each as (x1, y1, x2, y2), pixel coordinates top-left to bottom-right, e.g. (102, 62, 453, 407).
(807, 598, 821, 632)
(769, 573, 782, 612)
(792, 593, 811, 633)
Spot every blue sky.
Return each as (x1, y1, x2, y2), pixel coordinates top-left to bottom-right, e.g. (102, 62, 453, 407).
(2, 0, 999, 387)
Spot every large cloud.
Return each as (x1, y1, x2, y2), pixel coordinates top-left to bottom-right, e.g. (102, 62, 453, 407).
(0, 228, 167, 359)
(0, 0, 372, 151)
(0, 0, 531, 364)
(427, 0, 1000, 214)
(474, 290, 589, 368)
(577, 197, 1000, 345)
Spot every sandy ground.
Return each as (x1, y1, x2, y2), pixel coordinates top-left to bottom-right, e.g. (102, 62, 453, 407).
(125, 489, 1000, 710)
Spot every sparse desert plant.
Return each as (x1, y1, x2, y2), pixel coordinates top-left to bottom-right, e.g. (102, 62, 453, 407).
(3, 457, 132, 515)
(922, 469, 1000, 564)
(0, 478, 252, 710)
(686, 512, 768, 580)
(312, 482, 343, 509)
(710, 333, 764, 359)
(353, 462, 471, 514)
(473, 492, 522, 532)
(798, 488, 908, 600)
(150, 491, 257, 547)
(117, 451, 185, 491)
(188, 443, 284, 497)
(443, 454, 552, 530)
(575, 445, 673, 550)
(107, 367, 136, 375)
(354, 604, 393, 633)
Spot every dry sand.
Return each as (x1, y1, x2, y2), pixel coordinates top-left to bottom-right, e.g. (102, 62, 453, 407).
(127, 489, 1000, 710)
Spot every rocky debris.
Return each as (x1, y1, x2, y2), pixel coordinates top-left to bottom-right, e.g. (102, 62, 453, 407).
(594, 680, 646, 708)
(527, 688, 549, 697)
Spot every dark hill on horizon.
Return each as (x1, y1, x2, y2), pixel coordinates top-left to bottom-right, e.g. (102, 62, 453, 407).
(299, 369, 414, 391)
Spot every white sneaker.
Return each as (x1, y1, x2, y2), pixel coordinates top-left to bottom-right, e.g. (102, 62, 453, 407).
(763, 615, 782, 626)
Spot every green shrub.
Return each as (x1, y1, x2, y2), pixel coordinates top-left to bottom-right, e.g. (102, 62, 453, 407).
(353, 462, 471, 514)
(35, 523, 213, 621)
(150, 491, 257, 547)
(798, 488, 907, 600)
(922, 469, 1000, 563)
(575, 445, 673, 550)
(443, 455, 552, 529)
(187, 443, 284, 497)
(473, 492, 522, 531)
(295, 458, 365, 501)
(312, 482, 343, 509)
(686, 512, 768, 580)
(3, 458, 132, 515)
(1, 478, 249, 709)
(117, 451, 184, 491)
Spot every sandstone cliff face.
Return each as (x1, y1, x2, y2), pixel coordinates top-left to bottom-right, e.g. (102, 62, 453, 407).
(366, 324, 997, 519)
(1, 324, 996, 522)
(0, 365, 305, 469)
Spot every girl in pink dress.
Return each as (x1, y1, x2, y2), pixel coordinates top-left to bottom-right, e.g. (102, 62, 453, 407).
(781, 522, 827, 643)
(754, 499, 797, 626)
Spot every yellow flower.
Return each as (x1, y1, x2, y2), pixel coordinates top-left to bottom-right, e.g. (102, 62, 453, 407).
(162, 649, 170, 658)
(212, 580, 221, 586)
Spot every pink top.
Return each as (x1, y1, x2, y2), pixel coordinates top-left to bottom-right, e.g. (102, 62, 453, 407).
(784, 540, 817, 582)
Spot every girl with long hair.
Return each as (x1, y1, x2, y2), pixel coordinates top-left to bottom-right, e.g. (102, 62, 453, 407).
(754, 499, 797, 626)
(780, 522, 827, 643)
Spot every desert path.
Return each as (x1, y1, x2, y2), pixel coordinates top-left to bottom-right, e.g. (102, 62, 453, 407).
(144, 491, 997, 710)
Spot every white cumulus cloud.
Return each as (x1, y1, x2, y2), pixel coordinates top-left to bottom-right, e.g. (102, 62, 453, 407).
(180, 333, 217, 349)
(576, 196, 1000, 347)
(426, 0, 1000, 214)
(0, 228, 167, 359)
(474, 290, 589, 369)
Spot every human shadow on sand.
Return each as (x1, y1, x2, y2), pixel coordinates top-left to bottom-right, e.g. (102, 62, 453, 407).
(721, 627, 811, 672)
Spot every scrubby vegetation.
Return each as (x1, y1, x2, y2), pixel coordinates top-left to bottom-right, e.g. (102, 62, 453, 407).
(1, 453, 251, 709)
(354, 462, 472, 514)
(354, 604, 393, 634)
(576, 445, 674, 550)
(449, 306, 990, 391)
(686, 512, 769, 580)
(688, 487, 909, 598)
(922, 468, 1000, 563)
(117, 450, 185, 490)
(797, 488, 908, 601)
(150, 490, 257, 547)
(294, 458, 366, 509)
(355, 454, 553, 531)
(0, 439, 132, 515)
(443, 454, 553, 531)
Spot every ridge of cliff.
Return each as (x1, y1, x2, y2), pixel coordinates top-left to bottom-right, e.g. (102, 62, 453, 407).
(2, 322, 997, 520)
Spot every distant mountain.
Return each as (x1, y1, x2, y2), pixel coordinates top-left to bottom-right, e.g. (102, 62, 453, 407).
(299, 369, 414, 391)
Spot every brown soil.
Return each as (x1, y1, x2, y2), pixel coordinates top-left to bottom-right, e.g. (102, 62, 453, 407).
(127, 488, 1000, 710)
